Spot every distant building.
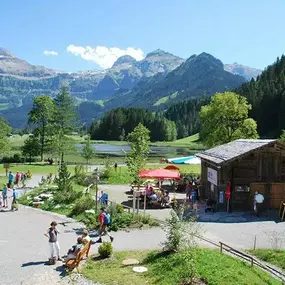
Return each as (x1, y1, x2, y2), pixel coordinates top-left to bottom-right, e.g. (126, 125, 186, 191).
(196, 139, 285, 211)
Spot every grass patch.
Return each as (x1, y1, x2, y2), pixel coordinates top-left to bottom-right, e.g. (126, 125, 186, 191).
(249, 249, 285, 270)
(102, 164, 200, 185)
(82, 249, 279, 285)
(0, 163, 75, 175)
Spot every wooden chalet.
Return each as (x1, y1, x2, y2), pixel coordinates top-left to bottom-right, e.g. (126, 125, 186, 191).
(196, 139, 285, 211)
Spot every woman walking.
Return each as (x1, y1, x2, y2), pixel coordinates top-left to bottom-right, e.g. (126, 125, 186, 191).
(44, 221, 62, 263)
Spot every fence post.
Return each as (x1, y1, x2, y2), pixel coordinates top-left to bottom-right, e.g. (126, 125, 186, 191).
(253, 235, 257, 250)
(251, 257, 254, 267)
(220, 242, 223, 253)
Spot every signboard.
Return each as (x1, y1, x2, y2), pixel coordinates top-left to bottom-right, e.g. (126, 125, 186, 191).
(219, 191, 224, 203)
(207, 167, 218, 186)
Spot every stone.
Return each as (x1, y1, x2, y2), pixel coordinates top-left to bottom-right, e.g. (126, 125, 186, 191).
(132, 266, 147, 273)
(122, 258, 140, 266)
(85, 209, 96, 214)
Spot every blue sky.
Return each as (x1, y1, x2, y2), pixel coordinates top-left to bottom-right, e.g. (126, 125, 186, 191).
(1, 0, 285, 72)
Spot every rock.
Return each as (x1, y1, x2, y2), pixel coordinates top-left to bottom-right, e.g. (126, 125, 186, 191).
(132, 266, 147, 273)
(122, 259, 140, 266)
(85, 209, 96, 214)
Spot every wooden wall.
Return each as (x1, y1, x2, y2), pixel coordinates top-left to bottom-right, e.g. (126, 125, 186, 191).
(200, 142, 285, 211)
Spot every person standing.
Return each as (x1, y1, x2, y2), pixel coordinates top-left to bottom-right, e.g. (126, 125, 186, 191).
(15, 172, 21, 187)
(96, 207, 114, 243)
(254, 191, 264, 217)
(8, 171, 14, 188)
(21, 172, 26, 188)
(11, 188, 19, 211)
(114, 162, 118, 172)
(44, 221, 62, 262)
(2, 184, 8, 208)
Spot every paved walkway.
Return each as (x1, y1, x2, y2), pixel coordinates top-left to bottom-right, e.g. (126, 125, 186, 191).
(1, 176, 284, 284)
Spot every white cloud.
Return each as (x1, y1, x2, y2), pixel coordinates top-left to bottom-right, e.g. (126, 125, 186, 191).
(66, 45, 144, 68)
(43, 50, 58, 56)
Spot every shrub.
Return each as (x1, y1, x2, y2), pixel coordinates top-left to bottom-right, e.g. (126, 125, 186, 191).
(98, 242, 113, 258)
(100, 158, 112, 179)
(54, 163, 80, 204)
(71, 194, 95, 216)
(109, 211, 133, 231)
(74, 165, 86, 185)
(76, 213, 99, 230)
(161, 210, 201, 252)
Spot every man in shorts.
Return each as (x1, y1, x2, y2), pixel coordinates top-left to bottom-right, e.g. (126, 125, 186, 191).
(96, 207, 114, 243)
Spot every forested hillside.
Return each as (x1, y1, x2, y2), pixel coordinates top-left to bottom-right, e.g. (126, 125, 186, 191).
(237, 55, 285, 137)
(90, 108, 177, 142)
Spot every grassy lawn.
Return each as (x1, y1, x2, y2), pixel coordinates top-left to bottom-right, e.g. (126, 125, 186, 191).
(0, 163, 75, 175)
(82, 249, 279, 285)
(249, 249, 285, 270)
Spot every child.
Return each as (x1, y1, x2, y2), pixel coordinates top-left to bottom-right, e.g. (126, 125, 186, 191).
(64, 237, 84, 263)
(11, 188, 19, 211)
(2, 184, 8, 208)
(44, 221, 62, 263)
(82, 230, 91, 245)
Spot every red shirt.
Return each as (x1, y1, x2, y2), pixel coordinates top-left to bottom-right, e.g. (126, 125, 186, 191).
(99, 213, 105, 226)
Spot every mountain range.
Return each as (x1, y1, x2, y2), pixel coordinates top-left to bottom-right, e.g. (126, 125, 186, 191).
(0, 47, 262, 127)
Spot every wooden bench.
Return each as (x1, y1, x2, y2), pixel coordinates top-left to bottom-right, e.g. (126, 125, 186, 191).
(66, 240, 91, 274)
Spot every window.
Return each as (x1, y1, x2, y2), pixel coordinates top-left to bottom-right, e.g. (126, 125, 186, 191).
(235, 185, 250, 192)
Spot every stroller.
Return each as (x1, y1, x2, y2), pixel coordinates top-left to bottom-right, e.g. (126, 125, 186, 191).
(205, 198, 216, 213)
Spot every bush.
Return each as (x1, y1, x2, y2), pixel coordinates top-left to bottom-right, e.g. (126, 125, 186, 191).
(76, 213, 99, 230)
(74, 165, 86, 185)
(98, 242, 113, 258)
(109, 211, 133, 231)
(71, 194, 95, 216)
(100, 158, 112, 180)
(1, 153, 23, 163)
(161, 210, 201, 252)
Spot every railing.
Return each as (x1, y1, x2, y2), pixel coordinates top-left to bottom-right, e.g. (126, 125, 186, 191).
(154, 217, 285, 283)
(218, 241, 285, 283)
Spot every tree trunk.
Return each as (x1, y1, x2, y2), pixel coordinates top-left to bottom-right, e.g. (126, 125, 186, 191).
(30, 154, 32, 165)
(40, 124, 45, 162)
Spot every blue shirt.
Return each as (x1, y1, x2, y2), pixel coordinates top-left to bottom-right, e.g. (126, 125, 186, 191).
(8, 173, 14, 182)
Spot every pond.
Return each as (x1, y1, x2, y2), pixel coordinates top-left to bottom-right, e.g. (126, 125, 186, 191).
(76, 143, 194, 158)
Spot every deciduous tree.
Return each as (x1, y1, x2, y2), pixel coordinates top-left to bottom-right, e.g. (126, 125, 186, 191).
(126, 123, 150, 182)
(199, 92, 258, 147)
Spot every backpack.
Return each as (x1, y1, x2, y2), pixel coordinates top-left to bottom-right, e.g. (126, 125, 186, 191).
(103, 212, 111, 225)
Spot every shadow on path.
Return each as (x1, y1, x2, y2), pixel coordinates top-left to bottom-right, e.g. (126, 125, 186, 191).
(22, 261, 47, 267)
(55, 265, 68, 277)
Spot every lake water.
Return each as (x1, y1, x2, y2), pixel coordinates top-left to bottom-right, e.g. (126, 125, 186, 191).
(76, 143, 193, 158)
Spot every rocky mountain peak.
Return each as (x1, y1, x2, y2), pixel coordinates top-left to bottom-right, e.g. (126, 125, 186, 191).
(112, 55, 137, 68)
(0, 47, 13, 57)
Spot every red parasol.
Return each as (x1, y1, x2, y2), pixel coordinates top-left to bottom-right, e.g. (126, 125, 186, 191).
(164, 165, 180, 171)
(139, 169, 180, 179)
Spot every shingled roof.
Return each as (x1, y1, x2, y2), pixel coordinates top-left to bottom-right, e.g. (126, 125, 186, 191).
(196, 139, 276, 165)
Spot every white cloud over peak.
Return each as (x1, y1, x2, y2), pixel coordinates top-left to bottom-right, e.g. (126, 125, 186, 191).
(43, 50, 58, 56)
(66, 45, 144, 68)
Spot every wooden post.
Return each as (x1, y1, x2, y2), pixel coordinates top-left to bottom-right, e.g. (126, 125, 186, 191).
(220, 242, 223, 253)
(250, 258, 254, 267)
(133, 190, 136, 215)
(253, 235, 257, 250)
(144, 190, 146, 215)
